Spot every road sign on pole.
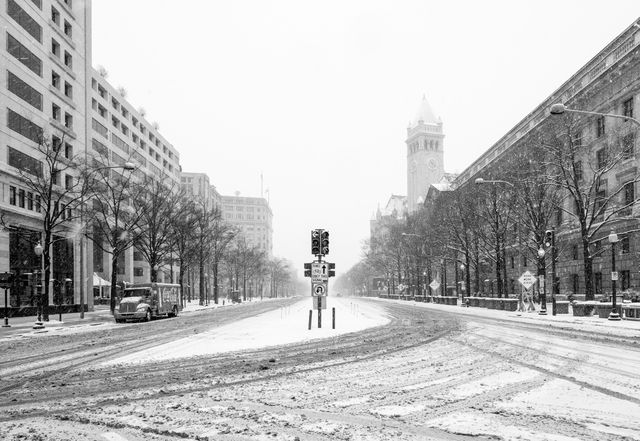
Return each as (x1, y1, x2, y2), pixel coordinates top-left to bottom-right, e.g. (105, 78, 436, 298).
(312, 282, 327, 296)
(518, 271, 536, 290)
(311, 262, 329, 283)
(429, 280, 440, 291)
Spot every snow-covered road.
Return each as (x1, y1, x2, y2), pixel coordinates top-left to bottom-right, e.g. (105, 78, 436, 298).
(2, 297, 640, 440)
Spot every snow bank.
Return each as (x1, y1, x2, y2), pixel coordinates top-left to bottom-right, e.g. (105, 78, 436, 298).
(105, 297, 389, 365)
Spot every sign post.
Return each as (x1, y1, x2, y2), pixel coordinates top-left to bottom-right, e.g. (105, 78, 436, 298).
(304, 228, 336, 329)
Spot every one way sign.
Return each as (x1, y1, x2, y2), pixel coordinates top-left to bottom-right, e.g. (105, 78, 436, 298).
(311, 262, 328, 283)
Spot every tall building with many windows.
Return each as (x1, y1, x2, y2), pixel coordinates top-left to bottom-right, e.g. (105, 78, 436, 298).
(221, 195, 273, 258)
(88, 68, 182, 289)
(0, 0, 92, 309)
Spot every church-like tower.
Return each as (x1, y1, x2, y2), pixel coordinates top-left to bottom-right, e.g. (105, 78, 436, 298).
(406, 95, 445, 213)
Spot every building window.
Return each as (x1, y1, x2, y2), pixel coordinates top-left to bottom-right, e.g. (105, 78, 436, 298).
(51, 38, 60, 57)
(573, 130, 582, 147)
(134, 267, 144, 277)
(7, 70, 42, 110)
(572, 244, 579, 260)
(622, 133, 635, 159)
(621, 235, 630, 254)
(574, 161, 583, 181)
(35, 194, 41, 212)
(594, 272, 603, 294)
(572, 274, 580, 294)
(52, 103, 61, 121)
(7, 109, 43, 144)
(64, 82, 72, 99)
(522, 255, 527, 267)
(621, 270, 631, 291)
(98, 104, 107, 119)
(7, 0, 42, 43)
(31, 0, 42, 9)
(92, 118, 108, 139)
(63, 0, 72, 8)
(52, 71, 60, 89)
(624, 181, 635, 207)
(65, 174, 73, 190)
(97, 85, 106, 99)
(18, 189, 25, 208)
(9, 186, 16, 205)
(623, 97, 634, 119)
(27, 191, 33, 210)
(65, 143, 72, 159)
(510, 255, 514, 269)
(556, 208, 563, 225)
(64, 51, 72, 69)
(63, 20, 72, 38)
(596, 116, 605, 138)
(7, 33, 42, 76)
(64, 113, 72, 129)
(596, 148, 607, 169)
(51, 6, 60, 25)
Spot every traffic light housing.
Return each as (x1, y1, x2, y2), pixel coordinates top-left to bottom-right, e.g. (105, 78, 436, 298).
(544, 229, 554, 247)
(328, 262, 335, 277)
(311, 229, 321, 255)
(304, 263, 311, 277)
(321, 231, 329, 255)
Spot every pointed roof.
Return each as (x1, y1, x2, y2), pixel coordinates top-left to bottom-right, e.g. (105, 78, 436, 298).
(411, 94, 440, 127)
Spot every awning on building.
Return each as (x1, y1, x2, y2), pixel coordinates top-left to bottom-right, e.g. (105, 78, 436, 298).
(93, 273, 111, 287)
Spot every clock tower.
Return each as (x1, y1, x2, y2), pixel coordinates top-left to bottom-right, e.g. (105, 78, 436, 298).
(406, 95, 445, 213)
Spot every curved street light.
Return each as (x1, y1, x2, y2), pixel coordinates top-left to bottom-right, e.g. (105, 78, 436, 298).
(550, 103, 640, 127)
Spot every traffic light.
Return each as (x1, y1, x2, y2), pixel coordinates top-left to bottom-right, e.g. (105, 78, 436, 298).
(544, 229, 554, 247)
(311, 229, 322, 255)
(328, 262, 335, 277)
(304, 263, 311, 277)
(321, 230, 329, 255)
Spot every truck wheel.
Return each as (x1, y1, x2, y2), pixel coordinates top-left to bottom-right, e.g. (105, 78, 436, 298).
(145, 309, 152, 322)
(115, 318, 124, 324)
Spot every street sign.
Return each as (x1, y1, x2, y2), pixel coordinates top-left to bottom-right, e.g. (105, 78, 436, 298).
(312, 282, 327, 296)
(429, 280, 440, 291)
(311, 262, 329, 283)
(0, 272, 13, 289)
(519, 271, 536, 290)
(612, 271, 619, 281)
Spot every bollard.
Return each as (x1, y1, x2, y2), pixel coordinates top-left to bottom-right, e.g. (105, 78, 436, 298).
(332, 307, 335, 329)
(308, 309, 312, 330)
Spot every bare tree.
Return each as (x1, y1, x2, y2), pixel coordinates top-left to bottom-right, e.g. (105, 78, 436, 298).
(132, 175, 182, 282)
(84, 156, 141, 313)
(541, 114, 640, 300)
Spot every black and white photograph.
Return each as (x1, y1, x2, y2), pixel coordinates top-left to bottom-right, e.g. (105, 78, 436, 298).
(1, 0, 640, 439)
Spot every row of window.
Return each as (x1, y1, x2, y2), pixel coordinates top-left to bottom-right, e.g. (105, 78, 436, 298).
(50, 5, 72, 39)
(91, 78, 176, 160)
(8, 184, 73, 219)
(8, 0, 42, 43)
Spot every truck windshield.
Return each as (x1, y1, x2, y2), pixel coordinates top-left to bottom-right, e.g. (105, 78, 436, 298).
(123, 289, 150, 297)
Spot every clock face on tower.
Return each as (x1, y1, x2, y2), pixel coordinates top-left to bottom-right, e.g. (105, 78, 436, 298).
(428, 158, 438, 170)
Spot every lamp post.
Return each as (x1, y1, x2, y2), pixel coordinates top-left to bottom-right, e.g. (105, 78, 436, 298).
(550, 103, 640, 127)
(537, 247, 547, 315)
(34, 242, 44, 328)
(608, 230, 621, 321)
(79, 162, 136, 319)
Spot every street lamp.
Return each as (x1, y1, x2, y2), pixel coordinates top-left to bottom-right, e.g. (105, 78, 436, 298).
(537, 247, 547, 315)
(608, 230, 621, 321)
(34, 242, 44, 328)
(79, 162, 136, 319)
(550, 103, 640, 127)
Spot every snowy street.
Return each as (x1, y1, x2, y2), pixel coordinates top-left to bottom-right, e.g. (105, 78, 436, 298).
(1, 296, 640, 440)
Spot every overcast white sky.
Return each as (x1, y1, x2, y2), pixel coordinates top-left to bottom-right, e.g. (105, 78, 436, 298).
(92, 0, 640, 277)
